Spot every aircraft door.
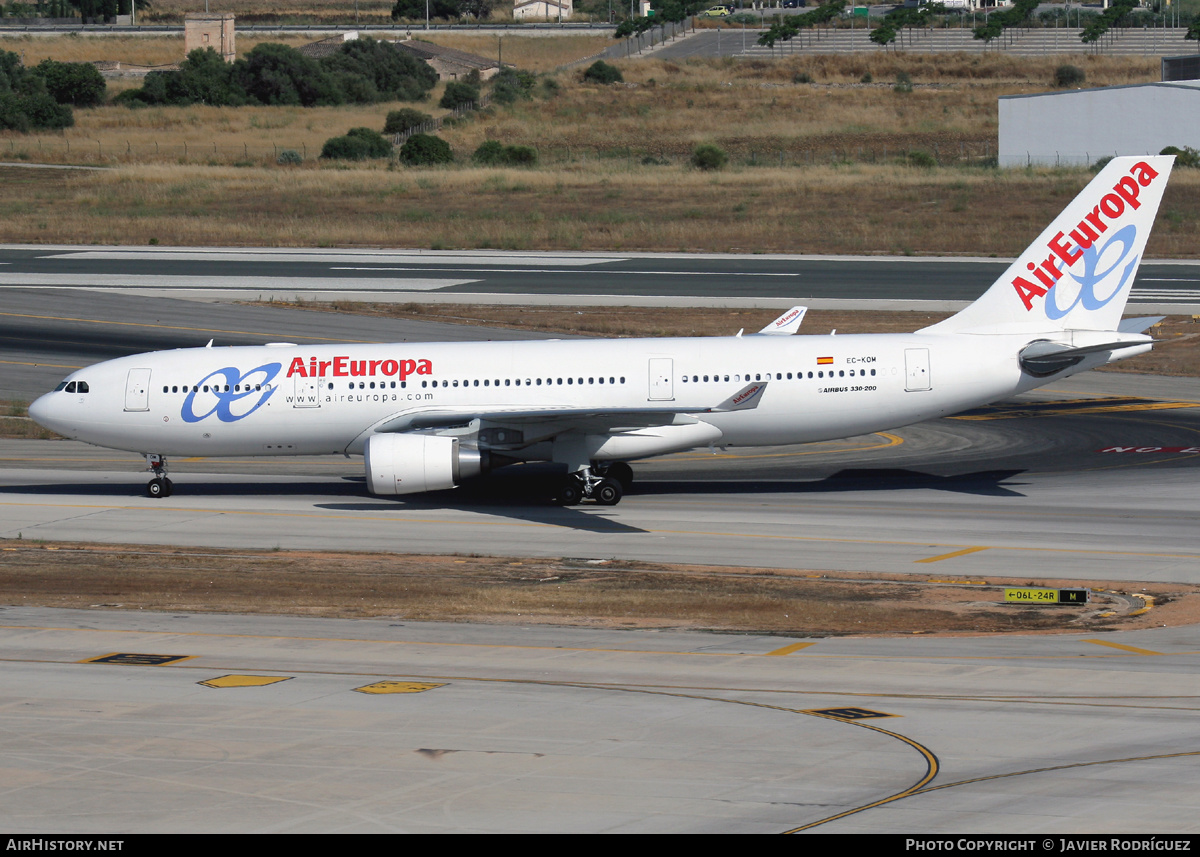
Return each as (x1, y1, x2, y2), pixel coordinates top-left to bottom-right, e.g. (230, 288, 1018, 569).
(904, 348, 931, 392)
(124, 368, 151, 412)
(293, 374, 321, 408)
(648, 357, 674, 401)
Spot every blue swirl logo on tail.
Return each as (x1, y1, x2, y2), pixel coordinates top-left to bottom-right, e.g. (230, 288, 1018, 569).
(182, 363, 282, 423)
(1045, 225, 1139, 321)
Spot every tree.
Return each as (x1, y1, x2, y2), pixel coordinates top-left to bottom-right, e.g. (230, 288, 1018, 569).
(439, 80, 479, 109)
(233, 42, 342, 107)
(33, 60, 105, 107)
(972, 0, 1038, 43)
(0, 50, 73, 131)
(384, 107, 434, 134)
(1079, 0, 1139, 44)
(400, 133, 453, 165)
(582, 60, 622, 84)
(391, 0, 460, 20)
(490, 68, 535, 105)
(175, 48, 244, 106)
(758, 1, 847, 50)
(321, 127, 394, 160)
(320, 37, 439, 103)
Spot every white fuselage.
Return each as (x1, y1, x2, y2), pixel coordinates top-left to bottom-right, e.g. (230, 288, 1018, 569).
(29, 330, 1082, 462)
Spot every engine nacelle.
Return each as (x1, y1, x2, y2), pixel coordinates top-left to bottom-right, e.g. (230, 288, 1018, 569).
(364, 433, 483, 496)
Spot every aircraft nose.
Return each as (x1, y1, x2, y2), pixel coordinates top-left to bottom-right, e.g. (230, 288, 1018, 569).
(28, 392, 62, 433)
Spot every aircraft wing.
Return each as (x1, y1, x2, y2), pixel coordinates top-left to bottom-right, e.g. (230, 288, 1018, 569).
(372, 382, 767, 436)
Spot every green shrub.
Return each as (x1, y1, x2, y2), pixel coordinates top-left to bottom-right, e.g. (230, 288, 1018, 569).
(400, 133, 453, 166)
(505, 144, 537, 166)
(320, 127, 393, 160)
(691, 143, 728, 171)
(893, 71, 913, 94)
(33, 60, 105, 107)
(277, 149, 303, 165)
(1054, 64, 1085, 88)
(384, 107, 433, 134)
(320, 135, 372, 160)
(472, 140, 506, 165)
(471, 140, 537, 167)
(490, 67, 536, 105)
(583, 60, 623, 85)
(907, 150, 936, 168)
(1160, 145, 1200, 168)
(439, 80, 479, 110)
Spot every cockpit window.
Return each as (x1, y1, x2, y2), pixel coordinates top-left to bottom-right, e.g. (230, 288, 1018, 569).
(65, 382, 77, 393)
(54, 381, 68, 392)
(76, 381, 89, 393)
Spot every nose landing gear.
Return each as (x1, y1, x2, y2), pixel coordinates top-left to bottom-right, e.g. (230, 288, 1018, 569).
(145, 454, 173, 498)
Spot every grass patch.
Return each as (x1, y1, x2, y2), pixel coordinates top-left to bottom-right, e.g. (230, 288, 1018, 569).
(0, 541, 1186, 636)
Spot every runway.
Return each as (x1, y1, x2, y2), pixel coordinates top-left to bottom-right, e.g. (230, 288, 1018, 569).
(3, 265, 1200, 832)
(3, 244, 1200, 312)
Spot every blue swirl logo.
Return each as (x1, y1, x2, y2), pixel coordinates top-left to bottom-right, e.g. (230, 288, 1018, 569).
(1045, 224, 1139, 321)
(181, 363, 282, 423)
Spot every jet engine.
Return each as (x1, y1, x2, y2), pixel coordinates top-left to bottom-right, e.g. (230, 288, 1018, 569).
(364, 433, 484, 496)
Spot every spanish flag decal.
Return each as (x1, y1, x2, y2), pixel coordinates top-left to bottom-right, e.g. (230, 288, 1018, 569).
(817, 356, 833, 365)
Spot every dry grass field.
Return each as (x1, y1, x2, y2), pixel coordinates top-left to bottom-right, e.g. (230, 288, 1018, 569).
(3, 161, 1198, 257)
(1, 542, 1190, 635)
(0, 49, 1193, 254)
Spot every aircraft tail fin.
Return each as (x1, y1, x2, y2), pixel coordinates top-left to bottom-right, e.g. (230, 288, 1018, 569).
(920, 156, 1173, 336)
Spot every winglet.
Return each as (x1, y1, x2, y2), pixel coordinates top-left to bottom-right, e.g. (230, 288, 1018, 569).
(755, 306, 807, 335)
(709, 381, 767, 412)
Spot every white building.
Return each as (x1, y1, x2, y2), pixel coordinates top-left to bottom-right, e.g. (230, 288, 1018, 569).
(514, 0, 573, 20)
(999, 82, 1200, 167)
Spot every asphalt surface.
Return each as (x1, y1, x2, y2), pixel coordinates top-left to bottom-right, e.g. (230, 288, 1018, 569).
(3, 266, 1200, 833)
(3, 245, 1199, 310)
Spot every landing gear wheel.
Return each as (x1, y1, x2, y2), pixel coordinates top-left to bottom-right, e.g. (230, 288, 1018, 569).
(162, 477, 173, 497)
(147, 477, 166, 498)
(557, 480, 583, 506)
(594, 477, 623, 506)
(606, 462, 634, 492)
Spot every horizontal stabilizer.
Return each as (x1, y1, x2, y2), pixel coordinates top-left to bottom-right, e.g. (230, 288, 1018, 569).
(1118, 316, 1165, 334)
(755, 306, 807, 335)
(1019, 333, 1152, 376)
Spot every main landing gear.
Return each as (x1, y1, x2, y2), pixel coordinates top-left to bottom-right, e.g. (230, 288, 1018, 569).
(556, 462, 633, 506)
(145, 454, 172, 498)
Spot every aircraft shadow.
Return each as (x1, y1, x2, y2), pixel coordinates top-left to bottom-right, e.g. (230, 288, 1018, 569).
(633, 468, 1030, 498)
(0, 479, 367, 499)
(318, 470, 650, 534)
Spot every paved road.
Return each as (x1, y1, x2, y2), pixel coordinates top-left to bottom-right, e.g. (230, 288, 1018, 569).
(3, 245, 1199, 311)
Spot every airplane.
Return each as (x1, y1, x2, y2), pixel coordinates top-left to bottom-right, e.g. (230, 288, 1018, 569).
(28, 155, 1173, 506)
